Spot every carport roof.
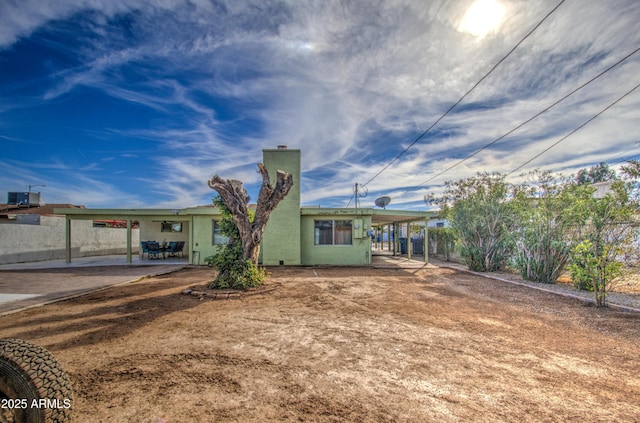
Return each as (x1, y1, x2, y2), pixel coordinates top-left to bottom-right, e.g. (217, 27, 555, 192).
(54, 206, 431, 225)
(53, 206, 223, 220)
(370, 209, 432, 225)
(300, 207, 431, 225)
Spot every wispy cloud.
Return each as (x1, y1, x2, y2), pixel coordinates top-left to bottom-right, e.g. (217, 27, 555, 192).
(1, 0, 640, 208)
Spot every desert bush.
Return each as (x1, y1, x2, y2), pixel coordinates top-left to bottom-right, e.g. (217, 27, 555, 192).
(444, 172, 516, 272)
(428, 227, 457, 261)
(511, 171, 591, 284)
(568, 180, 639, 306)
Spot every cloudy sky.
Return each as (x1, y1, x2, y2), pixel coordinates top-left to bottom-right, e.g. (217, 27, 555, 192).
(1, 0, 639, 210)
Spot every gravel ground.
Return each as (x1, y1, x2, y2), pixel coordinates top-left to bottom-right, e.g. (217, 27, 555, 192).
(2, 265, 640, 422)
(430, 257, 640, 312)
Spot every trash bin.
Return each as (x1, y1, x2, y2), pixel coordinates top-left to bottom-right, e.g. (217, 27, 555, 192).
(411, 238, 424, 255)
(399, 238, 407, 254)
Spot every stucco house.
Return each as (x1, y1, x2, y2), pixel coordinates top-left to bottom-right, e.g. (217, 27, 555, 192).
(55, 147, 432, 266)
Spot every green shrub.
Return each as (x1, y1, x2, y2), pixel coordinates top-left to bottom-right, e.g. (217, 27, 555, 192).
(209, 256, 265, 289)
(445, 173, 516, 272)
(569, 239, 623, 302)
(568, 240, 598, 291)
(428, 227, 457, 261)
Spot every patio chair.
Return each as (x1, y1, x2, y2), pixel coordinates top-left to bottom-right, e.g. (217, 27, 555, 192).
(147, 242, 162, 259)
(140, 241, 150, 259)
(174, 241, 185, 257)
(165, 241, 179, 257)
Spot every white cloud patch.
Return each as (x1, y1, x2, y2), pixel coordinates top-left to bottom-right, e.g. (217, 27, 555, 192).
(1, 0, 640, 208)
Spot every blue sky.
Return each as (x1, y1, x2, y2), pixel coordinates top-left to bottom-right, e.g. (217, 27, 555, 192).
(1, 0, 640, 210)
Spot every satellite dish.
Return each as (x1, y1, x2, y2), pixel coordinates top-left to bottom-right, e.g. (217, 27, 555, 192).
(374, 196, 391, 209)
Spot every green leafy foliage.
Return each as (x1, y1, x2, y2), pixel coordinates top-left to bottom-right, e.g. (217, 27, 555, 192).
(208, 196, 265, 290)
(575, 162, 617, 185)
(427, 227, 457, 261)
(568, 180, 638, 306)
(444, 172, 516, 272)
(210, 255, 266, 289)
(569, 240, 623, 297)
(620, 159, 640, 179)
(569, 240, 597, 291)
(430, 161, 639, 308)
(511, 171, 592, 284)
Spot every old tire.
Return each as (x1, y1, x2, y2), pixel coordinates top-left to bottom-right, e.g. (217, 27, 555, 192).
(0, 339, 73, 423)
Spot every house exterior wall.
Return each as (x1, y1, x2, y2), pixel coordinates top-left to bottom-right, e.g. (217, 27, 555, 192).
(139, 221, 190, 245)
(0, 215, 139, 264)
(300, 212, 372, 266)
(261, 148, 302, 265)
(189, 215, 224, 265)
(50, 148, 431, 267)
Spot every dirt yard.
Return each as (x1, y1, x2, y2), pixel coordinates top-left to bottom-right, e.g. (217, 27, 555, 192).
(1, 264, 640, 422)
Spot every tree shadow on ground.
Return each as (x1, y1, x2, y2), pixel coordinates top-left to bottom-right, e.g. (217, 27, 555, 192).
(0, 275, 204, 352)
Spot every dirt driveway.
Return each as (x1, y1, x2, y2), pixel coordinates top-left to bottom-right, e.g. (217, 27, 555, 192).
(1, 264, 639, 422)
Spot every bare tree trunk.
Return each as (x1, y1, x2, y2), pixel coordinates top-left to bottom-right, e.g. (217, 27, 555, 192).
(208, 163, 294, 265)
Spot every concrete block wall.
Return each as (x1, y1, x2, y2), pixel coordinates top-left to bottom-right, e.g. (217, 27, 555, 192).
(0, 216, 139, 264)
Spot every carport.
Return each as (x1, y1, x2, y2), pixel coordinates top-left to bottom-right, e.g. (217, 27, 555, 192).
(371, 209, 431, 263)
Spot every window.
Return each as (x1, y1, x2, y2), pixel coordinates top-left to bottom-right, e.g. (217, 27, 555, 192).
(212, 220, 229, 245)
(161, 221, 182, 232)
(314, 220, 352, 245)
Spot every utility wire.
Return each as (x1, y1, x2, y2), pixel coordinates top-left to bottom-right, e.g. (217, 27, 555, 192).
(417, 45, 640, 186)
(507, 82, 640, 176)
(372, 46, 640, 206)
(609, 140, 640, 165)
(346, 0, 566, 208)
(614, 152, 640, 166)
(357, 0, 567, 192)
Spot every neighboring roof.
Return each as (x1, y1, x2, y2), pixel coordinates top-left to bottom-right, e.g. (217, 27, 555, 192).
(0, 204, 84, 216)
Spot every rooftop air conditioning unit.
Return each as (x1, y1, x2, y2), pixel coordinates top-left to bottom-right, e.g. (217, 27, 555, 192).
(7, 192, 40, 207)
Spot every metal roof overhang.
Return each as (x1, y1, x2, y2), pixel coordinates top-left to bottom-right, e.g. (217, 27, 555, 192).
(300, 207, 431, 226)
(52, 207, 224, 264)
(53, 207, 223, 221)
(55, 206, 432, 225)
(370, 209, 432, 225)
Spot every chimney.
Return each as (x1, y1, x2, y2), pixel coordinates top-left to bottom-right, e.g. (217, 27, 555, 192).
(277, 145, 288, 150)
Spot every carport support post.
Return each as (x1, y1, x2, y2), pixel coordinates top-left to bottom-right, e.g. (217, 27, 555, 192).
(65, 216, 71, 263)
(407, 222, 412, 260)
(386, 225, 391, 253)
(126, 219, 132, 264)
(391, 224, 395, 255)
(393, 223, 399, 256)
(424, 219, 429, 264)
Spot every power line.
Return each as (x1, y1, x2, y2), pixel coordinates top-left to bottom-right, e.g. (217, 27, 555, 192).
(357, 0, 567, 193)
(507, 82, 640, 176)
(609, 141, 640, 165)
(346, 0, 566, 208)
(369, 45, 640, 206)
(417, 45, 640, 186)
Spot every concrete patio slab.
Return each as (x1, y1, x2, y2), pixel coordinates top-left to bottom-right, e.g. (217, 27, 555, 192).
(0, 256, 190, 315)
